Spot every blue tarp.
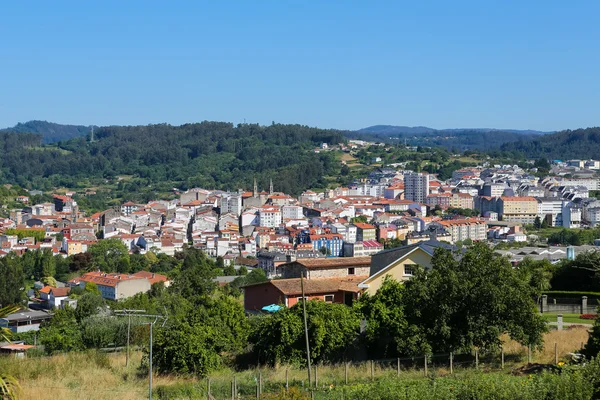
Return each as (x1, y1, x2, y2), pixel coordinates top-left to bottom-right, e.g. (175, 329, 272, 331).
(261, 304, 282, 313)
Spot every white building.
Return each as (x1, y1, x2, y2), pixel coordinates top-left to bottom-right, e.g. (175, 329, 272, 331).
(562, 202, 582, 228)
(259, 206, 282, 228)
(282, 205, 304, 220)
(537, 198, 563, 226)
(220, 194, 242, 217)
(404, 172, 429, 203)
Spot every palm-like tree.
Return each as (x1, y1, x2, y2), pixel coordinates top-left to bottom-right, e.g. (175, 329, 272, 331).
(0, 305, 22, 400)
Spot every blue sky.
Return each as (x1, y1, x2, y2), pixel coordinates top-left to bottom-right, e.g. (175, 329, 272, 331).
(1, 1, 599, 131)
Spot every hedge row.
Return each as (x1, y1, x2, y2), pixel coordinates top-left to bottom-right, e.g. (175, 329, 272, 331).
(543, 291, 600, 297)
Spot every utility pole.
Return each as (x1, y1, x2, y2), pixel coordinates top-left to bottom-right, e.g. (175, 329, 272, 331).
(114, 310, 167, 400)
(116, 309, 147, 367)
(300, 271, 312, 387)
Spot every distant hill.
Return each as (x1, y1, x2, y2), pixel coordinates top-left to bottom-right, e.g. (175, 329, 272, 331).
(1, 120, 91, 143)
(348, 125, 553, 151)
(357, 125, 552, 136)
(500, 127, 600, 159)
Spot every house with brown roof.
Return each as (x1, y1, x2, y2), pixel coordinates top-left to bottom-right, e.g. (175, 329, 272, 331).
(278, 256, 371, 279)
(243, 275, 366, 312)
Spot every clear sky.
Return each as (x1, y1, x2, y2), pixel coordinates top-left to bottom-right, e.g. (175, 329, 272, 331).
(1, 1, 599, 131)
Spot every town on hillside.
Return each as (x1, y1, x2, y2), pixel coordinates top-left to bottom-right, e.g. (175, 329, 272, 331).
(2, 156, 600, 331)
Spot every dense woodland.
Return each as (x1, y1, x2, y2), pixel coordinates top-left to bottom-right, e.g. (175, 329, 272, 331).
(500, 127, 600, 159)
(0, 122, 346, 198)
(347, 129, 542, 151)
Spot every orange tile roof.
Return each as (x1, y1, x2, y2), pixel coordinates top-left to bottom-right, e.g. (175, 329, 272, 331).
(353, 223, 376, 230)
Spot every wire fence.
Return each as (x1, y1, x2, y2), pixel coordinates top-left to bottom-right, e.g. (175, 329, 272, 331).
(173, 346, 549, 400)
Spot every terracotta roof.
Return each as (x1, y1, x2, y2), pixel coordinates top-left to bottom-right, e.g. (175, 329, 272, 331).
(353, 223, 376, 230)
(131, 271, 169, 285)
(267, 276, 367, 295)
(286, 256, 371, 269)
(1, 344, 35, 351)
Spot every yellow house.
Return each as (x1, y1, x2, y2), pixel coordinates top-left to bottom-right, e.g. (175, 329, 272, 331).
(358, 240, 455, 295)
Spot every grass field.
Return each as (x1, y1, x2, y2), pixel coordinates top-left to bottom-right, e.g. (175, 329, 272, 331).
(0, 327, 591, 400)
(541, 313, 594, 325)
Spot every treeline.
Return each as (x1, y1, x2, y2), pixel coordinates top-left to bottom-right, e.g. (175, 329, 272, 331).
(347, 129, 540, 151)
(500, 127, 600, 159)
(0, 122, 347, 196)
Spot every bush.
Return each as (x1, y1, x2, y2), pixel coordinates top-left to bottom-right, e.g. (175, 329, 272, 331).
(581, 314, 597, 320)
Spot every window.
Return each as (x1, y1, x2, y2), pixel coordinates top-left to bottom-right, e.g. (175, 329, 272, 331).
(324, 295, 334, 303)
(404, 264, 416, 276)
(348, 267, 355, 275)
(296, 296, 308, 302)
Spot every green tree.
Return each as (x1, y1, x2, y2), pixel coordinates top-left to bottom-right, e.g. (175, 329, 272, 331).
(358, 278, 429, 358)
(237, 266, 248, 276)
(0, 255, 25, 306)
(223, 262, 236, 276)
(250, 300, 360, 365)
(171, 249, 217, 299)
(39, 307, 84, 354)
(74, 293, 106, 322)
(403, 243, 547, 353)
(84, 282, 102, 296)
(88, 238, 129, 272)
(533, 216, 542, 229)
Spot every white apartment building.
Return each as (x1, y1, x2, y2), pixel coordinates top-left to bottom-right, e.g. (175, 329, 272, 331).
(537, 198, 563, 226)
(259, 206, 282, 228)
(586, 207, 600, 227)
(282, 205, 304, 220)
(404, 172, 429, 203)
(219, 194, 242, 217)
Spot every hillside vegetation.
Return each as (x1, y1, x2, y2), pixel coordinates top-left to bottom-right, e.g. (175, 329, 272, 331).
(500, 127, 600, 159)
(348, 128, 543, 151)
(0, 122, 346, 197)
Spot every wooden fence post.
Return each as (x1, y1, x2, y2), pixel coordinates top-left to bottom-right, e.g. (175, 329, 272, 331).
(528, 344, 532, 364)
(259, 371, 262, 395)
(501, 346, 505, 369)
(555, 343, 558, 365)
(345, 362, 348, 385)
(424, 354, 428, 377)
(397, 358, 400, 377)
(450, 352, 453, 374)
(286, 368, 289, 392)
(475, 349, 479, 369)
(315, 364, 318, 387)
(370, 360, 374, 380)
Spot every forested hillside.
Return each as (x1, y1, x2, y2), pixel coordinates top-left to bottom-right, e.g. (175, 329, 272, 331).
(0, 122, 345, 196)
(500, 127, 600, 159)
(1, 120, 91, 143)
(348, 129, 542, 150)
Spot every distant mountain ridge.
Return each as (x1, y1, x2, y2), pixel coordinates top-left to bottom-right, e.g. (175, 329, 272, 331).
(1, 120, 91, 144)
(500, 127, 600, 159)
(357, 125, 553, 135)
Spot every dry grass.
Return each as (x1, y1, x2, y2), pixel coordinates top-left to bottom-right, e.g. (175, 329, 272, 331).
(502, 326, 590, 363)
(0, 351, 194, 400)
(0, 327, 591, 399)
